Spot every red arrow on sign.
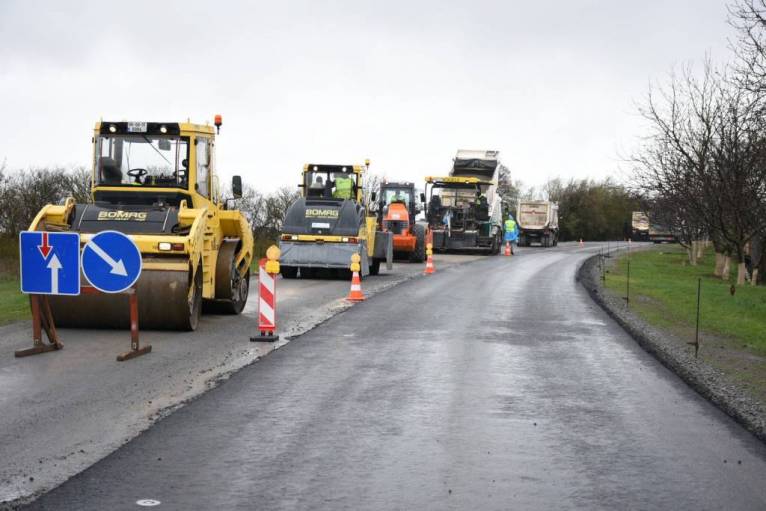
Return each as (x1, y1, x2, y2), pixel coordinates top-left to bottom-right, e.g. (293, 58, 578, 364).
(38, 232, 52, 259)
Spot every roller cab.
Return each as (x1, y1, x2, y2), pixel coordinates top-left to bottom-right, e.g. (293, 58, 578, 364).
(279, 162, 392, 278)
(29, 119, 254, 330)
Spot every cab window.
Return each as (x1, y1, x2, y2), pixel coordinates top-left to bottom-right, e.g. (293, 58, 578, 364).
(196, 137, 210, 197)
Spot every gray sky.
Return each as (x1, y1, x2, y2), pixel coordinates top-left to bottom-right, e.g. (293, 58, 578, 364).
(0, 0, 732, 192)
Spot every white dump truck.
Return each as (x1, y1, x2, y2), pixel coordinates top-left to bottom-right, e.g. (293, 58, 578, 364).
(517, 200, 559, 247)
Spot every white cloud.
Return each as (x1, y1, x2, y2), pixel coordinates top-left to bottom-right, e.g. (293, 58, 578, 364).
(0, 0, 732, 192)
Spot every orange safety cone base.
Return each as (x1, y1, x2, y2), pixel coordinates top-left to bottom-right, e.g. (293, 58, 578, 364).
(504, 241, 511, 256)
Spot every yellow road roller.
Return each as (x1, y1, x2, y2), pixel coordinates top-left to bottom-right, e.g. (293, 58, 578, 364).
(28, 118, 253, 330)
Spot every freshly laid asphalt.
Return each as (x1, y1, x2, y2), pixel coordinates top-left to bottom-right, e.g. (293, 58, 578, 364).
(0, 254, 483, 506)
(22, 243, 766, 510)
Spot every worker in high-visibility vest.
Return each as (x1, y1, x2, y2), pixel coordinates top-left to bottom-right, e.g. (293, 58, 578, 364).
(504, 215, 519, 254)
(333, 174, 354, 199)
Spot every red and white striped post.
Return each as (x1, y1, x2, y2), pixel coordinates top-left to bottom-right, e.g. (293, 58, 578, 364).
(251, 245, 280, 342)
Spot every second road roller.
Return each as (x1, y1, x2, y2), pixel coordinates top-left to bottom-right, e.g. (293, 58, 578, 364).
(28, 117, 254, 330)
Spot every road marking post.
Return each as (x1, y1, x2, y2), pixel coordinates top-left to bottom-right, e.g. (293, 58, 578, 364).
(252, 245, 280, 342)
(687, 278, 702, 358)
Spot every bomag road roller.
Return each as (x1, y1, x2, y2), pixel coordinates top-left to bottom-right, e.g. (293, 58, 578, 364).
(376, 181, 427, 262)
(279, 161, 393, 278)
(28, 118, 254, 330)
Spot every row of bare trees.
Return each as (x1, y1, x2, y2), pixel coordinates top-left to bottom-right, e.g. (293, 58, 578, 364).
(0, 164, 301, 260)
(0, 165, 90, 238)
(632, 0, 766, 286)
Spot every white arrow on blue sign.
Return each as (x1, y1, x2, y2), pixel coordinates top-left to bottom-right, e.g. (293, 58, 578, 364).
(19, 231, 81, 295)
(82, 230, 142, 293)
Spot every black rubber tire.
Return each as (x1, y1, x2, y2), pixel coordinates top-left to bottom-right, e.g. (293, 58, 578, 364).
(369, 259, 381, 276)
(409, 224, 426, 263)
(184, 267, 203, 331)
(214, 241, 250, 314)
(281, 266, 298, 279)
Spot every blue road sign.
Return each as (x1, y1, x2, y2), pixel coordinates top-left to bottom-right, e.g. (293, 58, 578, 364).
(82, 230, 142, 293)
(19, 231, 81, 295)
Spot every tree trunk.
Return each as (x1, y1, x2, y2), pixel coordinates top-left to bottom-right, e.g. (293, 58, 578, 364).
(737, 262, 747, 286)
(696, 239, 705, 260)
(687, 243, 697, 266)
(722, 256, 731, 281)
(714, 252, 725, 277)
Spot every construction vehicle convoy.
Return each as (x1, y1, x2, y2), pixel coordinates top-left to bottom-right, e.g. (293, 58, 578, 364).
(279, 161, 393, 278)
(517, 200, 559, 247)
(424, 150, 504, 254)
(29, 118, 254, 330)
(377, 181, 427, 262)
(630, 211, 650, 242)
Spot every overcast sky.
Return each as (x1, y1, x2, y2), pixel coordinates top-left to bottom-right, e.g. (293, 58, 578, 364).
(0, 0, 733, 192)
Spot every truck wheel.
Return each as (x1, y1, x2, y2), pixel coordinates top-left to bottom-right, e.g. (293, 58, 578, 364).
(281, 266, 298, 279)
(410, 224, 426, 263)
(370, 259, 381, 276)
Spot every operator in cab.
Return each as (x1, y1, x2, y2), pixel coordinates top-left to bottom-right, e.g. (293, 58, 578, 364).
(333, 173, 354, 199)
(309, 175, 325, 198)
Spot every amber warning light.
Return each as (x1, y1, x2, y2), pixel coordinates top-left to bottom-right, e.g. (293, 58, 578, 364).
(214, 114, 222, 134)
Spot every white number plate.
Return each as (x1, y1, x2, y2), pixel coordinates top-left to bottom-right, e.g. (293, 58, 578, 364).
(312, 222, 331, 229)
(128, 122, 147, 133)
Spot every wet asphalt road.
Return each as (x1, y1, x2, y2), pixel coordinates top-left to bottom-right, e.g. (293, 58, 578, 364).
(25, 243, 766, 510)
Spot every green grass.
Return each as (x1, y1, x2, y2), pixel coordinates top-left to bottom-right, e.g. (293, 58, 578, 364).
(0, 276, 29, 325)
(605, 245, 766, 355)
(0, 238, 28, 324)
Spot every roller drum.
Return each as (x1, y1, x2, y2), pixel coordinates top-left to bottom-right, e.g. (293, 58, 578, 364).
(48, 269, 194, 330)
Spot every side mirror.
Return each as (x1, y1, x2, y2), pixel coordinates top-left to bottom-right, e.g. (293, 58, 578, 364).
(232, 175, 243, 199)
(420, 193, 426, 203)
(370, 191, 377, 203)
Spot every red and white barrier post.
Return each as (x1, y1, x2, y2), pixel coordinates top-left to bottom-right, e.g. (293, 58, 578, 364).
(251, 245, 280, 342)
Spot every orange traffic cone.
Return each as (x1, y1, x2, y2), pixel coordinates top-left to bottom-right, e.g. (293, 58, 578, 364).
(346, 270, 365, 302)
(424, 242, 435, 274)
(504, 241, 512, 256)
(424, 254, 436, 274)
(579, 239, 584, 248)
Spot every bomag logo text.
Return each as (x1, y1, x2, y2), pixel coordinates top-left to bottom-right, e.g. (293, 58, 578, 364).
(97, 211, 148, 221)
(305, 209, 339, 218)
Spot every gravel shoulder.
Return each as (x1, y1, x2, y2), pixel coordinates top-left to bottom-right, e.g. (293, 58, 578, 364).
(578, 252, 766, 443)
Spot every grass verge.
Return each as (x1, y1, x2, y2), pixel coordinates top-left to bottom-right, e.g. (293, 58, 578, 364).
(604, 244, 766, 402)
